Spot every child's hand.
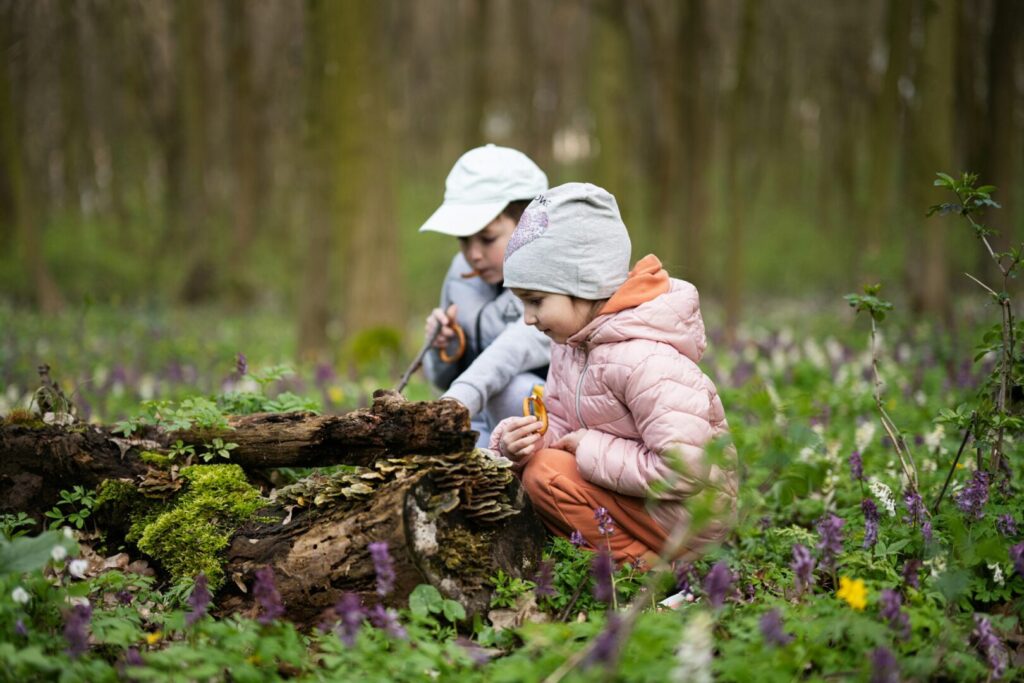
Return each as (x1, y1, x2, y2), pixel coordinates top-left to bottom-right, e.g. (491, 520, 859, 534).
(499, 416, 545, 461)
(551, 429, 587, 454)
(425, 304, 458, 349)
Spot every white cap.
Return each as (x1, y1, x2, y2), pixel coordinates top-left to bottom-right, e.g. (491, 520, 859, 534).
(419, 144, 548, 237)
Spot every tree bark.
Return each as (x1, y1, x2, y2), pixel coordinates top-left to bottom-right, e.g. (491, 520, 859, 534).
(219, 458, 546, 625)
(0, 392, 476, 517)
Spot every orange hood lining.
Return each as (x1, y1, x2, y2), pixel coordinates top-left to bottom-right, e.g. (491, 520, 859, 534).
(599, 254, 670, 315)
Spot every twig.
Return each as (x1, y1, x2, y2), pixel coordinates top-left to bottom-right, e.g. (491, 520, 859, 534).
(395, 323, 442, 393)
(931, 412, 976, 515)
(869, 317, 918, 492)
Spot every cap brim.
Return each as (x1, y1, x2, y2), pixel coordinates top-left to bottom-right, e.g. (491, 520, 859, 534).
(418, 200, 507, 237)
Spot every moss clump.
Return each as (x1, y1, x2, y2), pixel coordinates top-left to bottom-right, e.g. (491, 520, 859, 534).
(3, 408, 46, 428)
(139, 451, 174, 467)
(437, 526, 493, 578)
(136, 464, 265, 590)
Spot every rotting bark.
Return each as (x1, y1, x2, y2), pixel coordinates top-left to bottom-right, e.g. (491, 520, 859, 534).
(0, 391, 476, 516)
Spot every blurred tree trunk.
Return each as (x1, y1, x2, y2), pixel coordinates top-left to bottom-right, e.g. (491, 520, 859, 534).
(58, 0, 89, 216)
(176, 0, 214, 304)
(863, 0, 912, 283)
(979, 0, 1023, 276)
(463, 0, 489, 149)
(298, 0, 333, 360)
(906, 0, 955, 322)
(225, 0, 260, 306)
(722, 0, 759, 344)
(589, 0, 631, 199)
(0, 4, 64, 312)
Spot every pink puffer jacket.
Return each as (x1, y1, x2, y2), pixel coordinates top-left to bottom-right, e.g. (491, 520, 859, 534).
(492, 263, 738, 541)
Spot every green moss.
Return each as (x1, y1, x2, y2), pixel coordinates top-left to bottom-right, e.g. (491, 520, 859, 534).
(136, 464, 265, 590)
(139, 451, 174, 467)
(437, 526, 492, 578)
(2, 408, 46, 428)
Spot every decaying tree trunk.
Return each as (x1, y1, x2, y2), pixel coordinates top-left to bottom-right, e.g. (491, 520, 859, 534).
(219, 451, 547, 625)
(0, 391, 476, 515)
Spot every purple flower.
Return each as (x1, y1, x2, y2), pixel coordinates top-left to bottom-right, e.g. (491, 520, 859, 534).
(674, 562, 696, 594)
(235, 353, 248, 376)
(703, 561, 734, 609)
(367, 604, 407, 640)
(594, 507, 615, 537)
(533, 560, 556, 599)
(583, 614, 622, 668)
(14, 619, 27, 638)
(816, 514, 845, 569)
(1010, 543, 1024, 577)
(972, 615, 1007, 679)
(116, 589, 133, 605)
(955, 470, 990, 520)
(185, 573, 211, 626)
(870, 646, 899, 683)
(122, 647, 144, 667)
(902, 559, 923, 590)
(921, 520, 933, 542)
(879, 589, 910, 639)
(790, 544, 815, 595)
(995, 514, 1017, 537)
(63, 602, 92, 658)
(253, 566, 285, 624)
(570, 529, 586, 548)
(368, 541, 396, 597)
(335, 593, 365, 647)
(759, 608, 793, 647)
(591, 549, 614, 603)
(903, 489, 926, 525)
(849, 451, 864, 482)
(862, 499, 880, 549)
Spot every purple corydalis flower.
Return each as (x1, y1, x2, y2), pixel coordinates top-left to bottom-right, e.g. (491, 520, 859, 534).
(235, 353, 248, 377)
(703, 561, 734, 609)
(123, 647, 144, 667)
(849, 451, 864, 482)
(594, 507, 615, 537)
(791, 544, 815, 595)
(14, 619, 27, 637)
(759, 608, 793, 647)
(816, 514, 845, 568)
(368, 541, 396, 597)
(879, 589, 910, 639)
(1011, 543, 1024, 578)
(591, 549, 614, 603)
(533, 560, 556, 599)
(862, 499, 880, 549)
(186, 573, 211, 626)
(921, 520, 933, 542)
(955, 470, 990, 520)
(583, 614, 622, 668)
(63, 602, 92, 658)
(902, 559, 923, 590)
(570, 529, 586, 548)
(368, 604, 407, 640)
(972, 615, 1007, 679)
(335, 593, 364, 647)
(116, 589, 133, 605)
(870, 646, 900, 683)
(253, 566, 285, 624)
(674, 562, 696, 594)
(995, 514, 1017, 537)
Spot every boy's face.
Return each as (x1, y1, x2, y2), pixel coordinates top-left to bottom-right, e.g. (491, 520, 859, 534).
(457, 214, 517, 285)
(511, 288, 599, 344)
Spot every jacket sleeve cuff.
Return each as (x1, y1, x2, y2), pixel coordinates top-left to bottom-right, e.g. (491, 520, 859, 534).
(442, 382, 484, 417)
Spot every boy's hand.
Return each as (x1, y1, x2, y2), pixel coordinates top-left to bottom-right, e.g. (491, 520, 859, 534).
(425, 304, 458, 350)
(551, 429, 586, 454)
(499, 415, 545, 461)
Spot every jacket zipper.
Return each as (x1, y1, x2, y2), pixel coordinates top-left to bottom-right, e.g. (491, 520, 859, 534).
(574, 345, 590, 429)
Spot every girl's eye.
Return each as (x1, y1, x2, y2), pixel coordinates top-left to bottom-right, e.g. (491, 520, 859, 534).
(480, 237, 496, 245)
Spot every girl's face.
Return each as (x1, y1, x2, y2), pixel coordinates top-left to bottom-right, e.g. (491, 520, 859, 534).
(512, 289, 602, 344)
(458, 214, 517, 285)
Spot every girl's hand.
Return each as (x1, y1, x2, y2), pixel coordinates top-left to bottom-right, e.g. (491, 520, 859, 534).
(425, 304, 458, 349)
(499, 416, 545, 461)
(551, 429, 587, 454)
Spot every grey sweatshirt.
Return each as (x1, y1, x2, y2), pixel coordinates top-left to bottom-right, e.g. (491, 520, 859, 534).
(423, 253, 551, 416)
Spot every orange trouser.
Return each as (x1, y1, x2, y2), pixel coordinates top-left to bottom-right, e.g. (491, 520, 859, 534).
(519, 448, 668, 567)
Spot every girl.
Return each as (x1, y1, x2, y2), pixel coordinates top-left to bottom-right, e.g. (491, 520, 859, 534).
(490, 182, 738, 566)
(419, 145, 552, 446)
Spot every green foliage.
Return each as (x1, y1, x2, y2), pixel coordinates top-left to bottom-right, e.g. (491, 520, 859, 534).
(488, 570, 536, 609)
(42, 486, 97, 531)
(844, 283, 894, 323)
(0, 513, 34, 540)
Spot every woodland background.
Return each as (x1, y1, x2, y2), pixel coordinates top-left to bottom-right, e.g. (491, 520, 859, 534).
(1, 0, 1022, 359)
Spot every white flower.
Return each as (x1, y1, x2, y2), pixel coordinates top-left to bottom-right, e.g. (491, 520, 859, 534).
(869, 479, 897, 517)
(671, 611, 713, 683)
(11, 587, 30, 605)
(988, 563, 1004, 586)
(62, 527, 75, 540)
(804, 339, 828, 369)
(797, 447, 816, 463)
(924, 424, 946, 452)
(68, 559, 89, 579)
(855, 422, 877, 453)
(51, 545, 68, 563)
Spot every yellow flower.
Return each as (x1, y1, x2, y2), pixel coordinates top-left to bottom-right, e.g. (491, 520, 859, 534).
(145, 631, 162, 645)
(836, 576, 868, 610)
(328, 386, 344, 404)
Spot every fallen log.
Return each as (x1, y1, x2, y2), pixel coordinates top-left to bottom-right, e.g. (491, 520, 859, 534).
(0, 391, 476, 516)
